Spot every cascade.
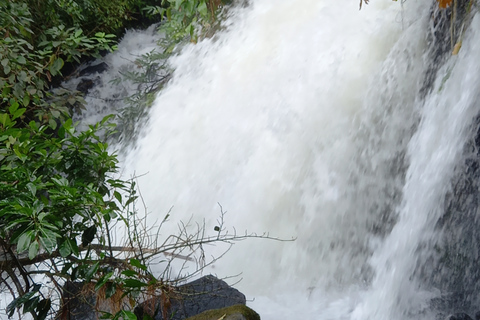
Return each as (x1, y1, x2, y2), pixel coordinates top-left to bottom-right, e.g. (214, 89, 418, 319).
(70, 0, 480, 319)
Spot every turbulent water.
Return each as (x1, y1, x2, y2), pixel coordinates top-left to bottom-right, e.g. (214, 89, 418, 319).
(10, 0, 479, 319)
(120, 0, 480, 319)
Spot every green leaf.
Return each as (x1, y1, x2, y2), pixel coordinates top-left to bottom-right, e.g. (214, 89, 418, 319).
(68, 238, 79, 256)
(13, 108, 26, 120)
(129, 258, 147, 271)
(17, 56, 26, 65)
(123, 279, 147, 288)
(94, 271, 114, 291)
(23, 296, 39, 313)
(121, 310, 137, 320)
(105, 282, 116, 299)
(7, 291, 37, 317)
(113, 190, 122, 203)
(9, 101, 19, 115)
(49, 118, 57, 130)
(59, 240, 71, 257)
(52, 177, 68, 186)
(36, 299, 51, 320)
(17, 231, 34, 253)
(26, 182, 36, 196)
(85, 261, 100, 281)
(22, 94, 30, 107)
(121, 270, 137, 277)
(39, 228, 58, 252)
(0, 113, 10, 126)
(28, 241, 39, 260)
(175, 0, 184, 10)
(49, 57, 64, 76)
(6, 299, 16, 317)
(198, 1, 208, 17)
(81, 225, 96, 246)
(51, 109, 61, 118)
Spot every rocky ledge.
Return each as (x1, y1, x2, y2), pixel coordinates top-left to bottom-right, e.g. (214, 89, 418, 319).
(61, 275, 259, 320)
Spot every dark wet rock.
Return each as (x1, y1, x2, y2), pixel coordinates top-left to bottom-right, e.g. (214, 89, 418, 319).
(135, 275, 246, 320)
(79, 62, 108, 76)
(76, 79, 95, 94)
(421, 0, 473, 96)
(445, 313, 473, 320)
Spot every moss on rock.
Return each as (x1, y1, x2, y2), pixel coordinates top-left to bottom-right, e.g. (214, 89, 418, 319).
(185, 304, 260, 320)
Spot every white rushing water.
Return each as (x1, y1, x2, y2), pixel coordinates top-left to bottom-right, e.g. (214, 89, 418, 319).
(87, 0, 480, 319)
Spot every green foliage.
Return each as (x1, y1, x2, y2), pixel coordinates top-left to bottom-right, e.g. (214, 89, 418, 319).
(0, 0, 122, 128)
(0, 112, 137, 320)
(145, 0, 225, 45)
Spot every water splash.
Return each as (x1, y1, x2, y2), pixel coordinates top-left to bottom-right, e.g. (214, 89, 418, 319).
(89, 0, 480, 319)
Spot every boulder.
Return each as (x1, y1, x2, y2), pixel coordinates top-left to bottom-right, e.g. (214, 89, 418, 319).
(135, 275, 246, 320)
(76, 79, 95, 94)
(59, 275, 248, 320)
(184, 305, 260, 320)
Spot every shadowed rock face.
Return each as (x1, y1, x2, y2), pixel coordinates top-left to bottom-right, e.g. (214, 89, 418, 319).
(60, 275, 247, 320)
(136, 275, 247, 320)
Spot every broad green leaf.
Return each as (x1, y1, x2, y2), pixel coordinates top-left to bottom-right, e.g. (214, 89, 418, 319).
(175, 0, 184, 10)
(59, 240, 71, 257)
(17, 56, 26, 65)
(28, 241, 39, 260)
(129, 258, 147, 271)
(52, 177, 68, 186)
(94, 271, 114, 291)
(48, 118, 57, 130)
(105, 282, 116, 299)
(23, 296, 39, 313)
(22, 93, 30, 106)
(81, 225, 96, 246)
(51, 109, 61, 118)
(68, 238, 79, 256)
(49, 57, 64, 76)
(9, 101, 19, 115)
(36, 299, 51, 320)
(113, 191, 122, 203)
(198, 1, 208, 17)
(121, 311, 137, 320)
(123, 279, 147, 288)
(13, 108, 26, 120)
(13, 145, 27, 162)
(39, 228, 58, 252)
(121, 270, 137, 277)
(85, 261, 100, 281)
(17, 231, 34, 253)
(0, 113, 11, 126)
(26, 182, 36, 196)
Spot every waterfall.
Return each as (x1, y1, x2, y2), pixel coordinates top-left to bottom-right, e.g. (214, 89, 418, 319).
(87, 0, 480, 319)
